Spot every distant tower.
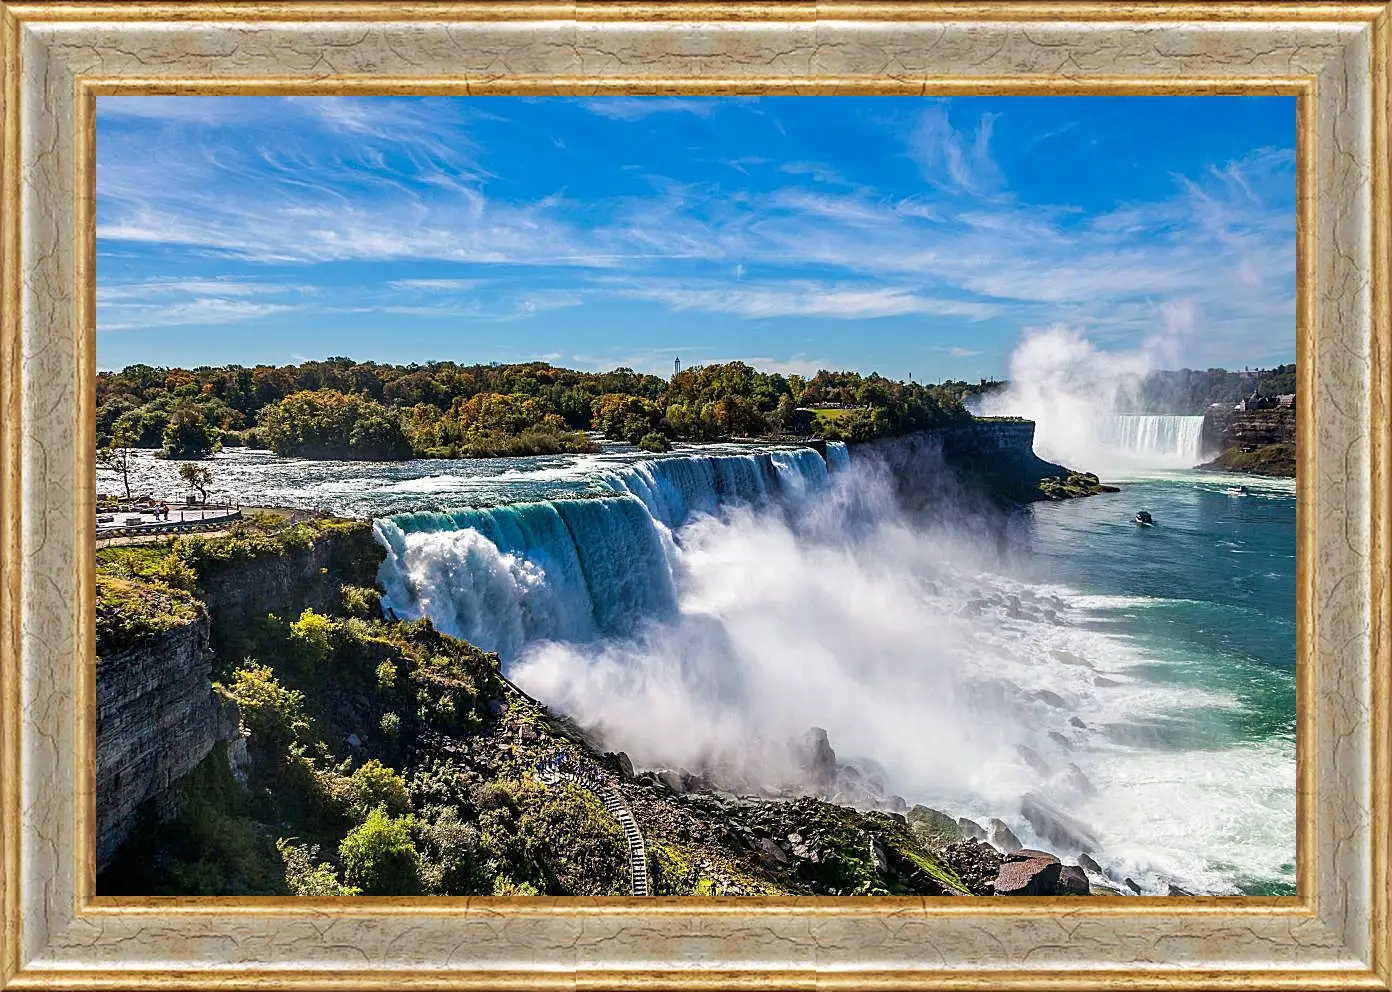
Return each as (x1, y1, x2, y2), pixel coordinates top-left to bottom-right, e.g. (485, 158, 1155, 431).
(674, 357, 682, 377)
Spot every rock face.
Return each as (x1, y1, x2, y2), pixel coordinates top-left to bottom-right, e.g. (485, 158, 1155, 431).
(793, 727, 838, 794)
(196, 522, 382, 657)
(1199, 408, 1296, 477)
(95, 614, 241, 870)
(850, 421, 1073, 513)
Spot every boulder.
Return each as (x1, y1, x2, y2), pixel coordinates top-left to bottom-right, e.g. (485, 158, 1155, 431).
(957, 817, 988, 842)
(1069, 717, 1088, 729)
(1048, 731, 1072, 750)
(1005, 848, 1060, 865)
(1057, 864, 1090, 895)
(757, 838, 788, 865)
(988, 818, 1023, 854)
(1033, 689, 1068, 708)
(1065, 764, 1098, 798)
(1021, 794, 1100, 853)
(1017, 745, 1052, 776)
(1094, 676, 1121, 688)
(1078, 853, 1104, 874)
(993, 858, 1063, 896)
(658, 769, 685, 793)
(1124, 877, 1143, 894)
(907, 806, 964, 850)
(1167, 883, 1194, 896)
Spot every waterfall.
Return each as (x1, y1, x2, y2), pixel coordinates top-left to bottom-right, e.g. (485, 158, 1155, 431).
(1098, 415, 1206, 467)
(826, 441, 851, 473)
(375, 447, 835, 658)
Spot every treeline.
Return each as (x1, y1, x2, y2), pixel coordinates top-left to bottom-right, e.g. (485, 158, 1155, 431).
(96, 358, 971, 461)
(1128, 364, 1297, 414)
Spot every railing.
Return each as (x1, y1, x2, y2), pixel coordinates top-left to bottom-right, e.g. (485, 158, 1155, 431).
(95, 505, 242, 540)
(535, 756, 649, 897)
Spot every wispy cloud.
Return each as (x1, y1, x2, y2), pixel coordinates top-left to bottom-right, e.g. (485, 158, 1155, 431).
(907, 104, 1003, 194)
(95, 96, 1294, 371)
(578, 98, 720, 121)
(604, 278, 1002, 321)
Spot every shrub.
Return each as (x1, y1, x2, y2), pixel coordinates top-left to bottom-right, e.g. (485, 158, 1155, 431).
(492, 876, 539, 896)
(637, 432, 672, 453)
(342, 584, 381, 618)
(379, 711, 401, 740)
(339, 808, 423, 895)
(276, 839, 360, 896)
(375, 660, 398, 689)
(349, 759, 411, 819)
(289, 608, 335, 662)
(221, 664, 311, 750)
(148, 552, 198, 592)
(416, 807, 486, 895)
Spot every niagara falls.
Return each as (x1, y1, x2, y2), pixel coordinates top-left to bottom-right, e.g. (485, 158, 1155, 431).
(91, 92, 1298, 903)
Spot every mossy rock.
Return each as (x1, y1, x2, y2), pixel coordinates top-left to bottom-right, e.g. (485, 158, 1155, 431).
(906, 805, 964, 851)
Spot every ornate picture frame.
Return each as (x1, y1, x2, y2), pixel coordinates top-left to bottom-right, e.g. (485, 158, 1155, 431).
(1, 2, 1388, 988)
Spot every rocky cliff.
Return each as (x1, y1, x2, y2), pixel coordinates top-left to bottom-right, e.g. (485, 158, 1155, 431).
(850, 420, 1077, 515)
(95, 613, 240, 870)
(95, 518, 386, 872)
(1199, 408, 1297, 476)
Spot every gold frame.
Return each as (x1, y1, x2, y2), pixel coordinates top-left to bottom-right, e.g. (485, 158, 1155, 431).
(1, 3, 1388, 989)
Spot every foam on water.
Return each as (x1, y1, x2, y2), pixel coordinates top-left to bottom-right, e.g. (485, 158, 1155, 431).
(374, 446, 1295, 896)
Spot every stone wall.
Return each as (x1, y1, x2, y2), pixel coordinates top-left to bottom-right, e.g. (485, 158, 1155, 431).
(95, 614, 240, 870)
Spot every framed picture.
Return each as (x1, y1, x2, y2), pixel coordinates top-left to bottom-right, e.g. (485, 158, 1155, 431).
(2, 2, 1389, 989)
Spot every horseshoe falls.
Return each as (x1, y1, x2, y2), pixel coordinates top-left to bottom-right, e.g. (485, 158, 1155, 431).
(1097, 415, 1207, 468)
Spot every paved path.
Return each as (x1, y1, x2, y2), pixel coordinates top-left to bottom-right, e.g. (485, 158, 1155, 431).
(536, 758, 649, 897)
(96, 506, 241, 543)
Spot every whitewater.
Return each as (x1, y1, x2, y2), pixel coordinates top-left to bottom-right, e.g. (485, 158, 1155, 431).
(101, 440, 1295, 896)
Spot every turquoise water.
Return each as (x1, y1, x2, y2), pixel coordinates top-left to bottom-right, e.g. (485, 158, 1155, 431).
(1023, 471, 1296, 894)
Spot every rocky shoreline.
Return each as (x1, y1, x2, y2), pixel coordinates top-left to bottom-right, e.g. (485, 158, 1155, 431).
(608, 725, 1186, 898)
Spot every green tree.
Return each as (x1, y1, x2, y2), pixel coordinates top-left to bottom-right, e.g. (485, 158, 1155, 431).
(338, 808, 423, 895)
(178, 462, 213, 503)
(161, 403, 220, 460)
(97, 423, 138, 502)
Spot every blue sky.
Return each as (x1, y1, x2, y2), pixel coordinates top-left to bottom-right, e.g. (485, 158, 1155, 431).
(96, 95, 1295, 380)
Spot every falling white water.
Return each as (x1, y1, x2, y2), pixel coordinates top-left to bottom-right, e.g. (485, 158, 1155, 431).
(375, 445, 1294, 897)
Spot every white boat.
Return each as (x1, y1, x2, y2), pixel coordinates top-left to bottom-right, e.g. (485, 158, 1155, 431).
(1225, 486, 1250, 497)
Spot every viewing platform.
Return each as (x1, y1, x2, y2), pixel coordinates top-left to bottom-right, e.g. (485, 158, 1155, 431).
(96, 503, 242, 542)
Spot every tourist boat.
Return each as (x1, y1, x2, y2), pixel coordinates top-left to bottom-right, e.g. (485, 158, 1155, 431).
(1225, 485, 1249, 497)
(1133, 510, 1155, 527)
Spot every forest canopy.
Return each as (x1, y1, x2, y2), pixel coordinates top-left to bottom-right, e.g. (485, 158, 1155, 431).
(96, 358, 974, 460)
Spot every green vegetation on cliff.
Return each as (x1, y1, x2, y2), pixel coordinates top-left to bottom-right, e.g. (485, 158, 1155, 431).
(98, 511, 969, 899)
(1200, 443, 1296, 477)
